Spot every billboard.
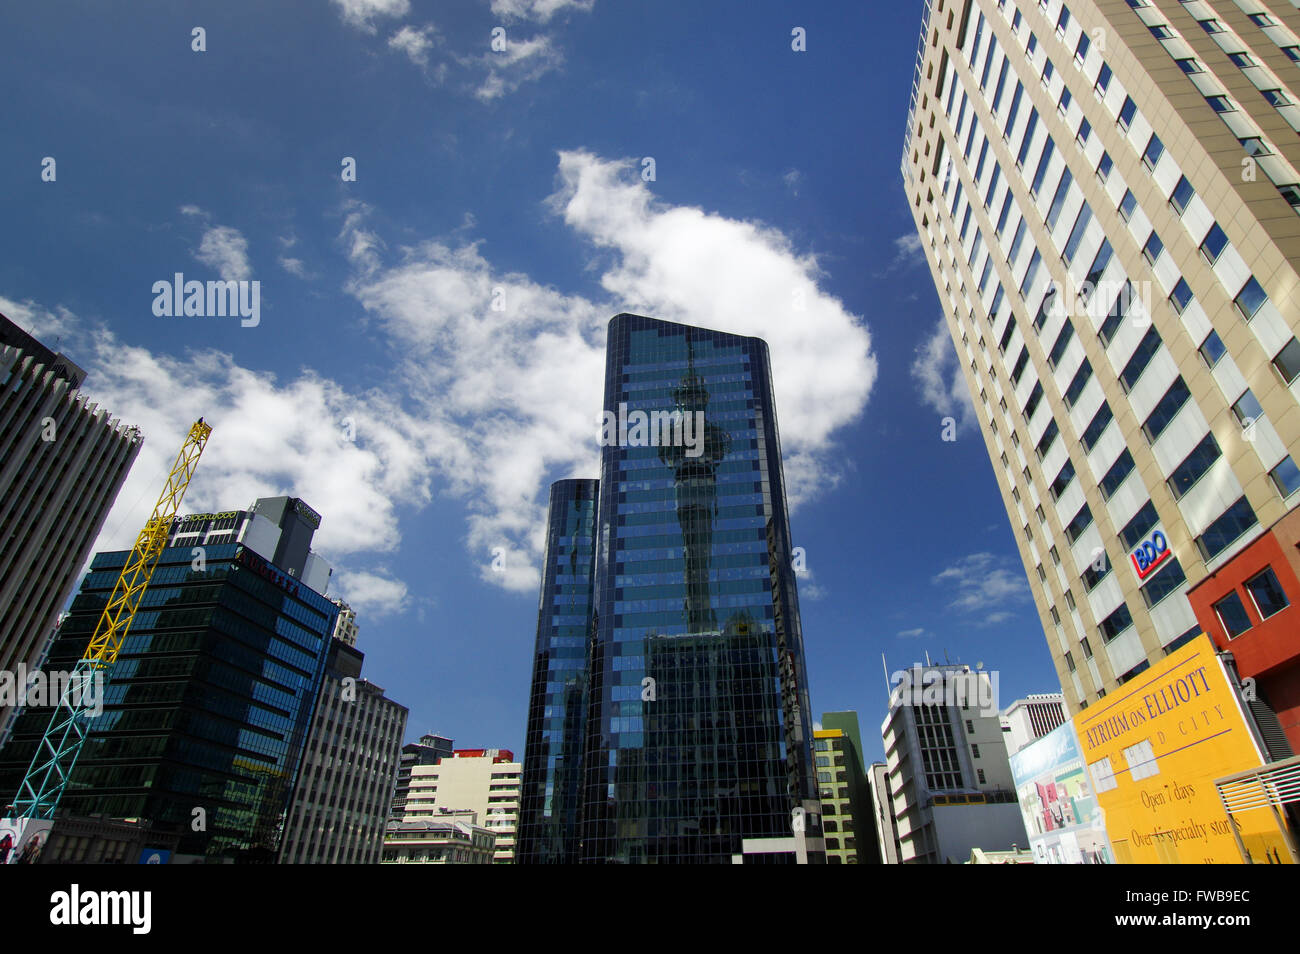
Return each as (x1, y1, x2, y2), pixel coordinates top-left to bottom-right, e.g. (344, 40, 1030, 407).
(0, 817, 53, 864)
(1073, 635, 1292, 864)
(1008, 721, 1113, 864)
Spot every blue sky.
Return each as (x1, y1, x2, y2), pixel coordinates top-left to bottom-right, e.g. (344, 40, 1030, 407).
(2, 0, 1060, 764)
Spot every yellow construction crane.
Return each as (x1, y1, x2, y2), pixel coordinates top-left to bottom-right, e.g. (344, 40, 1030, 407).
(13, 418, 212, 819)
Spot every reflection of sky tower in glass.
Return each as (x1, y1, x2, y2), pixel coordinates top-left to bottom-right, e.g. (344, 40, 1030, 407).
(658, 343, 731, 635)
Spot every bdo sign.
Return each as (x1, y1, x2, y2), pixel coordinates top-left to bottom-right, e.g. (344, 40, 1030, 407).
(1130, 530, 1171, 580)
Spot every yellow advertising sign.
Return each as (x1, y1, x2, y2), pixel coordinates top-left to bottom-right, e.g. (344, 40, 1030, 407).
(1073, 635, 1291, 864)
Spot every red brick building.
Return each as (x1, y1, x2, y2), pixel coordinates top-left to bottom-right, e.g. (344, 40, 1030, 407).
(1187, 508, 1300, 754)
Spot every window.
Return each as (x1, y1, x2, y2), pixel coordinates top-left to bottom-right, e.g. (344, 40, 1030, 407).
(1246, 568, 1289, 620)
(1235, 277, 1268, 320)
(1095, 63, 1112, 97)
(1227, 52, 1255, 68)
(1065, 503, 1093, 543)
(1059, 86, 1072, 114)
(1046, 168, 1074, 228)
(1082, 240, 1112, 297)
(1024, 381, 1045, 420)
(1099, 604, 1133, 642)
(999, 314, 1018, 353)
(1232, 389, 1263, 429)
(1199, 19, 1224, 35)
(1143, 134, 1165, 169)
(1201, 223, 1228, 264)
(1200, 330, 1226, 368)
(1142, 231, 1164, 265)
(1009, 217, 1028, 261)
(1075, 33, 1090, 64)
(1271, 457, 1300, 498)
(1048, 320, 1074, 368)
(985, 163, 1002, 208)
(1240, 137, 1269, 158)
(1097, 151, 1113, 180)
(1004, 82, 1025, 139)
(1196, 496, 1258, 561)
(1063, 203, 1093, 263)
(1118, 96, 1137, 130)
(1141, 558, 1186, 609)
(1099, 282, 1131, 347)
(972, 742, 983, 759)
(1248, 13, 1276, 28)
(1050, 458, 1076, 500)
(1168, 433, 1220, 499)
(1016, 109, 1040, 168)
(1037, 419, 1060, 459)
(1206, 95, 1234, 113)
(1120, 327, 1162, 392)
(1119, 189, 1137, 221)
(1170, 278, 1193, 314)
(1030, 137, 1056, 196)
(1273, 338, 1300, 384)
(1077, 116, 1091, 144)
(1042, 60, 1055, 88)
(1020, 249, 1042, 297)
(992, 60, 1011, 113)
(1100, 449, 1135, 499)
(1064, 358, 1093, 407)
(1283, 47, 1300, 63)
(1081, 637, 1093, 659)
(1213, 591, 1253, 638)
(1149, 25, 1174, 40)
(1083, 559, 1109, 591)
(1262, 89, 1291, 107)
(1143, 378, 1190, 444)
(996, 191, 1013, 235)
(1120, 501, 1159, 551)
(1176, 57, 1203, 74)
(1082, 402, 1113, 451)
(1170, 176, 1194, 215)
(1011, 347, 1030, 384)
(1056, 7, 1070, 35)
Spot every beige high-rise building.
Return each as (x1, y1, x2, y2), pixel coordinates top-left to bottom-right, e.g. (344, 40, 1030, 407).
(402, 749, 520, 863)
(902, 0, 1300, 713)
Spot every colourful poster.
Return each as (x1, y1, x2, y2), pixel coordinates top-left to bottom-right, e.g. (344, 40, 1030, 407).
(1009, 720, 1112, 863)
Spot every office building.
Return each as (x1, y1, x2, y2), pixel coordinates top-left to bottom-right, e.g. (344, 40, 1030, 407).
(402, 749, 520, 863)
(381, 810, 496, 864)
(814, 710, 880, 863)
(902, 0, 1300, 712)
(880, 664, 1024, 863)
(0, 496, 336, 862)
(1000, 692, 1068, 755)
(1187, 503, 1300, 754)
(517, 478, 599, 864)
(868, 762, 904, 864)
(0, 313, 140, 745)
(390, 732, 453, 820)
(558, 313, 821, 864)
(278, 635, 408, 864)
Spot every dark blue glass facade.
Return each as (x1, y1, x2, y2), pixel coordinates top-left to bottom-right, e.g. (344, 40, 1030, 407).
(0, 542, 334, 861)
(578, 314, 819, 863)
(517, 478, 599, 864)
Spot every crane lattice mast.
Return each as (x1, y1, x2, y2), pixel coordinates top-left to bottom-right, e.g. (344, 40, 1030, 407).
(12, 419, 212, 819)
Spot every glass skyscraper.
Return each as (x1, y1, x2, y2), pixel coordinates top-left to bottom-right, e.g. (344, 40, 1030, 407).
(519, 313, 822, 863)
(0, 533, 336, 862)
(517, 478, 599, 865)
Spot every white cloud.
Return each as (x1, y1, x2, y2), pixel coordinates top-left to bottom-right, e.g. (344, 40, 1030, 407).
(279, 256, 308, 278)
(331, 0, 410, 33)
(194, 225, 252, 281)
(388, 24, 437, 68)
(897, 627, 927, 639)
(334, 568, 410, 618)
(340, 150, 876, 591)
(932, 553, 1031, 622)
(782, 169, 803, 196)
(472, 34, 564, 101)
(0, 293, 436, 596)
(911, 315, 975, 433)
(490, 0, 596, 22)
